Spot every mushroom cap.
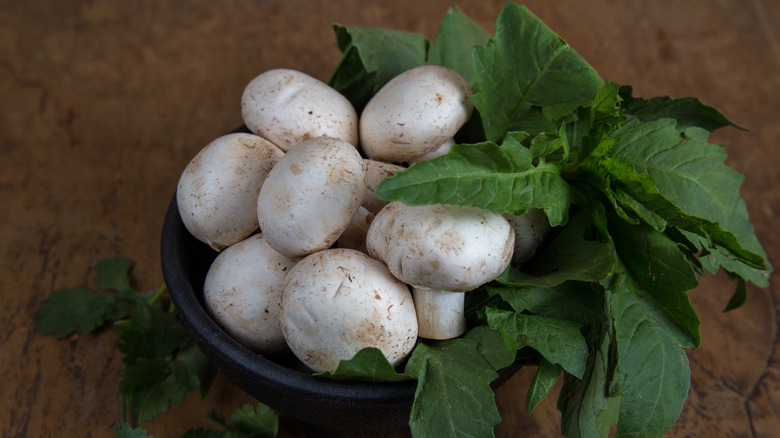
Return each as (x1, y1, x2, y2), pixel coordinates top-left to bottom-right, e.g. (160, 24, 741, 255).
(203, 233, 298, 354)
(362, 159, 405, 215)
(279, 248, 418, 373)
(256, 136, 367, 258)
(176, 132, 284, 251)
(241, 68, 359, 151)
(504, 208, 551, 266)
(367, 202, 514, 292)
(359, 65, 472, 163)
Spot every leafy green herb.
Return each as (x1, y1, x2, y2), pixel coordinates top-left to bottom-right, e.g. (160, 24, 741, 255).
(375, 134, 574, 227)
(317, 347, 414, 382)
(331, 2, 771, 437)
(618, 85, 746, 132)
(35, 257, 260, 436)
(471, 3, 604, 143)
(403, 327, 515, 438)
(526, 358, 562, 414)
(114, 404, 279, 438)
(427, 6, 491, 90)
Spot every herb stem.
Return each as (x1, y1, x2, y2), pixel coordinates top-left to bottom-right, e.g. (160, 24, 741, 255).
(147, 284, 167, 307)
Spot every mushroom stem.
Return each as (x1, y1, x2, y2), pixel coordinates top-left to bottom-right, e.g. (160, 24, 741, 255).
(412, 287, 466, 340)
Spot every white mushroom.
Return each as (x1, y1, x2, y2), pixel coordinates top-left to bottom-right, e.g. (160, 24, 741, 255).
(359, 65, 472, 163)
(363, 159, 406, 215)
(336, 206, 374, 254)
(279, 248, 418, 373)
(504, 208, 551, 267)
(410, 286, 466, 340)
(256, 136, 366, 258)
(203, 233, 298, 354)
(176, 132, 284, 251)
(407, 138, 455, 164)
(367, 202, 514, 339)
(241, 68, 359, 151)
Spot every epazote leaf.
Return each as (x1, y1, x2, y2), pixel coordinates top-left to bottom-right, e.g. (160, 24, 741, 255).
(557, 321, 621, 438)
(472, 2, 604, 143)
(485, 308, 588, 378)
(571, 117, 770, 283)
(487, 281, 605, 326)
(427, 6, 491, 91)
(612, 119, 767, 270)
(404, 326, 515, 438)
(618, 85, 746, 132)
(375, 136, 573, 226)
(526, 358, 562, 414)
(317, 347, 414, 382)
(608, 214, 701, 348)
(606, 271, 692, 438)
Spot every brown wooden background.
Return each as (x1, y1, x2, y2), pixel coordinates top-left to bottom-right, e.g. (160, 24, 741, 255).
(2, 1, 778, 437)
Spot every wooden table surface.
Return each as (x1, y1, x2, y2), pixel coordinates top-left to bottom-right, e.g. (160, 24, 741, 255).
(3, 1, 779, 437)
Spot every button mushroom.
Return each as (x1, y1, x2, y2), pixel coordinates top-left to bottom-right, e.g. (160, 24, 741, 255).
(176, 132, 284, 251)
(407, 138, 455, 164)
(366, 202, 514, 339)
(359, 65, 473, 163)
(256, 136, 367, 258)
(363, 159, 406, 215)
(241, 68, 359, 151)
(504, 208, 551, 267)
(279, 248, 418, 373)
(203, 233, 298, 354)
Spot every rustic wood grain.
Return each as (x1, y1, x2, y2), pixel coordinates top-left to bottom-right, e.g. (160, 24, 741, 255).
(1, 1, 777, 437)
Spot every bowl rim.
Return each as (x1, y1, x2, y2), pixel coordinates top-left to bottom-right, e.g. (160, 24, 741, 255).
(161, 193, 419, 408)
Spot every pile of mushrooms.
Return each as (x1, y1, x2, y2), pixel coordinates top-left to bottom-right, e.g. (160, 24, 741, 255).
(176, 66, 549, 373)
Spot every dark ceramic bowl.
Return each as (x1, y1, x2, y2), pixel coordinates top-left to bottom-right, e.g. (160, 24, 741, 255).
(161, 191, 522, 431)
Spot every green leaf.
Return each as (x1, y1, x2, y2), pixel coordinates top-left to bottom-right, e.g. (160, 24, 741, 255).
(606, 271, 692, 438)
(120, 343, 214, 422)
(608, 215, 701, 348)
(571, 117, 770, 282)
(120, 357, 184, 422)
(618, 85, 746, 132)
(35, 287, 116, 338)
(114, 423, 152, 438)
(723, 277, 748, 312)
(472, 3, 603, 143)
(317, 347, 414, 382)
(226, 404, 279, 438)
(526, 358, 562, 414)
(376, 137, 573, 226)
(116, 305, 191, 360)
(497, 211, 615, 287)
(427, 6, 491, 90)
(485, 308, 588, 378)
(611, 119, 767, 271)
(328, 24, 427, 112)
(94, 257, 134, 294)
(557, 321, 621, 438)
(404, 327, 515, 438)
(326, 45, 377, 114)
(487, 281, 605, 325)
